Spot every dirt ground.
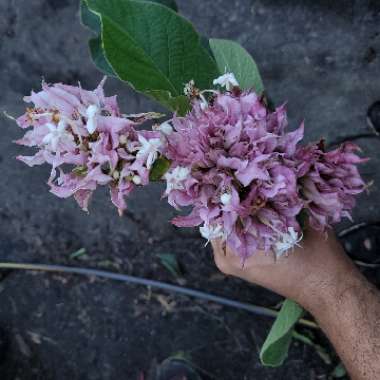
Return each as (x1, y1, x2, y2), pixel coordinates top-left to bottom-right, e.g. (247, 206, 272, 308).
(0, 0, 379, 379)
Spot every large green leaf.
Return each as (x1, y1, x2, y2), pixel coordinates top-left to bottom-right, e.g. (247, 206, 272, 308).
(86, 0, 219, 114)
(209, 38, 264, 94)
(81, 0, 179, 77)
(80, 0, 116, 76)
(153, 0, 178, 11)
(145, 91, 189, 116)
(260, 299, 303, 367)
(81, 0, 178, 34)
(89, 36, 116, 77)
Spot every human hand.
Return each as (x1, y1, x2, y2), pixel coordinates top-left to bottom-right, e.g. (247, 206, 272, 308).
(211, 227, 357, 311)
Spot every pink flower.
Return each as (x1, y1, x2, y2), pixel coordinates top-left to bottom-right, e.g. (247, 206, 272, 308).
(15, 78, 162, 213)
(162, 82, 367, 260)
(14, 75, 367, 261)
(295, 141, 367, 230)
(164, 89, 305, 260)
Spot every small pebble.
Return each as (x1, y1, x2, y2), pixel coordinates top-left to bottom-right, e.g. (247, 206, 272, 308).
(363, 238, 372, 251)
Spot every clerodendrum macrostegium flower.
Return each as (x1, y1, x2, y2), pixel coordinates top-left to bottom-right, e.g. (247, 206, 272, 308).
(294, 141, 367, 231)
(162, 73, 366, 261)
(14, 73, 367, 261)
(15, 78, 163, 213)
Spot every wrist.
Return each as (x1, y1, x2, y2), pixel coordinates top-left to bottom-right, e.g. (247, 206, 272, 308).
(299, 259, 362, 315)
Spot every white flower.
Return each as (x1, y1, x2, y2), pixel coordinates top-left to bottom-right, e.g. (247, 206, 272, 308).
(42, 120, 73, 151)
(164, 166, 191, 195)
(157, 121, 173, 136)
(199, 223, 225, 246)
(136, 135, 162, 169)
(274, 227, 303, 258)
(220, 192, 232, 205)
(213, 72, 239, 91)
(85, 104, 99, 134)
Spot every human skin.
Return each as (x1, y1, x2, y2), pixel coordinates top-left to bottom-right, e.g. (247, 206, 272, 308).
(211, 228, 380, 380)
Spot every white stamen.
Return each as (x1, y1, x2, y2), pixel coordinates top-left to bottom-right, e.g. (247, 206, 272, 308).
(3, 111, 16, 121)
(273, 227, 303, 258)
(199, 94, 208, 110)
(199, 223, 225, 246)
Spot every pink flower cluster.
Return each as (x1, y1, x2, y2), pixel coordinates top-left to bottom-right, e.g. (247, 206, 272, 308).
(15, 74, 367, 260)
(162, 87, 366, 259)
(295, 141, 367, 231)
(15, 78, 163, 213)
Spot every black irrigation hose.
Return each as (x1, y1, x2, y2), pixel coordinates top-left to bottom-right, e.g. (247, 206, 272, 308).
(338, 221, 380, 238)
(0, 262, 318, 329)
(338, 221, 380, 268)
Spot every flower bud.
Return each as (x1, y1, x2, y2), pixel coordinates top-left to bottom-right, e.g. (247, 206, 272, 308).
(119, 135, 128, 145)
(158, 121, 173, 135)
(132, 175, 142, 185)
(220, 192, 232, 205)
(86, 104, 99, 134)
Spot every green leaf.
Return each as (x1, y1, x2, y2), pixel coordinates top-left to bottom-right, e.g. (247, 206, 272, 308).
(70, 248, 87, 260)
(80, 0, 101, 34)
(72, 165, 88, 177)
(149, 156, 171, 181)
(151, 0, 178, 12)
(332, 363, 347, 378)
(89, 36, 116, 76)
(81, 0, 177, 34)
(209, 38, 264, 94)
(81, 0, 179, 78)
(260, 299, 304, 367)
(86, 0, 219, 113)
(146, 90, 189, 116)
(80, 0, 116, 76)
(157, 253, 182, 277)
